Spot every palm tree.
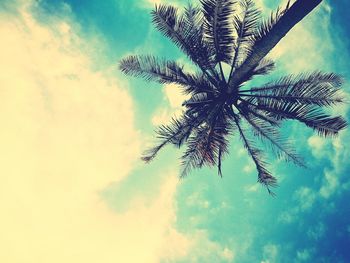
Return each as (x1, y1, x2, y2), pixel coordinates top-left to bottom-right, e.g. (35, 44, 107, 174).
(119, 0, 347, 194)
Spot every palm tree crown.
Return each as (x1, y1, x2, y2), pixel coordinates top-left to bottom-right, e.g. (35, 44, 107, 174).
(119, 0, 347, 194)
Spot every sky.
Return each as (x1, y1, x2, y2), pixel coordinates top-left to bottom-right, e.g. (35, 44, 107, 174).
(0, 0, 349, 262)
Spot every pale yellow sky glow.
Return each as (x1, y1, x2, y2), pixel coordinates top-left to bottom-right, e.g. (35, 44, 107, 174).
(0, 4, 183, 263)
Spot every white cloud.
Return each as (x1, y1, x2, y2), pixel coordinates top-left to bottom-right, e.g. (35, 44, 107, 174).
(0, 2, 199, 263)
(296, 248, 314, 262)
(151, 83, 188, 126)
(319, 170, 339, 199)
(243, 163, 255, 173)
(261, 244, 279, 263)
(307, 135, 327, 158)
(182, 230, 235, 263)
(151, 107, 174, 126)
(294, 187, 317, 211)
(186, 192, 210, 209)
(159, 226, 192, 261)
(316, 128, 350, 198)
(245, 183, 260, 192)
(160, 229, 236, 262)
(331, 130, 350, 174)
(147, 0, 162, 4)
(165, 83, 188, 108)
(278, 210, 295, 224)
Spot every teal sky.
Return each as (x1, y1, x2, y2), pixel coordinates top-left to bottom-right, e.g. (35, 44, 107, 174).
(1, 0, 349, 262)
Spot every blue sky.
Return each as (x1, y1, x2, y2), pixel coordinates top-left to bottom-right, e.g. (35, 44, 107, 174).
(0, 0, 349, 262)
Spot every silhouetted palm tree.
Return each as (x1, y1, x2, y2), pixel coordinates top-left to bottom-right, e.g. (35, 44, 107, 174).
(119, 0, 347, 194)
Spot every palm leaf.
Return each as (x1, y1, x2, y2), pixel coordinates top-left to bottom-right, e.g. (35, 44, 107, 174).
(182, 92, 214, 107)
(240, 72, 344, 106)
(180, 112, 231, 178)
(237, 58, 276, 84)
(242, 97, 347, 137)
(119, 55, 194, 86)
(151, 4, 218, 84)
(201, 0, 236, 64)
(230, 0, 261, 71)
(240, 111, 305, 166)
(252, 0, 291, 43)
(142, 114, 203, 162)
(238, 100, 282, 126)
(181, 72, 219, 95)
(251, 58, 275, 76)
(230, 111, 277, 195)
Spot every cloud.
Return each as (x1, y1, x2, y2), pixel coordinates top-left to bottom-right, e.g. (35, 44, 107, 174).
(307, 135, 327, 158)
(140, 0, 183, 9)
(294, 187, 317, 211)
(261, 244, 279, 263)
(169, 230, 235, 263)
(278, 186, 318, 223)
(164, 83, 188, 108)
(307, 128, 349, 200)
(245, 183, 260, 193)
(243, 163, 255, 174)
(280, 171, 340, 223)
(151, 83, 188, 125)
(268, 2, 334, 73)
(0, 2, 198, 263)
(319, 170, 339, 198)
(296, 248, 314, 262)
(186, 192, 210, 209)
(307, 222, 326, 241)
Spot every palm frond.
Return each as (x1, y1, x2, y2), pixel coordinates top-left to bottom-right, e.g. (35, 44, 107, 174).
(180, 111, 231, 178)
(142, 117, 187, 162)
(182, 92, 213, 107)
(251, 58, 275, 76)
(119, 55, 194, 86)
(252, 0, 291, 43)
(218, 146, 223, 177)
(120, 0, 344, 195)
(239, 111, 305, 167)
(201, 0, 236, 64)
(236, 58, 276, 84)
(199, 110, 232, 166)
(230, 0, 261, 70)
(152, 4, 218, 84)
(230, 110, 277, 195)
(181, 72, 219, 95)
(180, 127, 211, 178)
(242, 97, 347, 137)
(142, 114, 204, 162)
(183, 3, 203, 30)
(240, 72, 344, 106)
(238, 100, 281, 126)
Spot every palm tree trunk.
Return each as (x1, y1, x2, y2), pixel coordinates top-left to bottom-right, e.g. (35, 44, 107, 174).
(228, 0, 323, 93)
